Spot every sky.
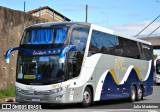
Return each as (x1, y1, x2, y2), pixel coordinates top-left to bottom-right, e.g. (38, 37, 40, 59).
(1, 0, 160, 54)
(1, 0, 160, 36)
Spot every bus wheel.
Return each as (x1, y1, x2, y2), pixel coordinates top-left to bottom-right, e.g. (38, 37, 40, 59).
(137, 86, 143, 101)
(81, 87, 92, 107)
(130, 86, 136, 102)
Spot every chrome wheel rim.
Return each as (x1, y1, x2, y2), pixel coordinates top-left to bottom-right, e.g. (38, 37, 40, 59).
(138, 88, 142, 100)
(132, 88, 136, 100)
(83, 91, 90, 104)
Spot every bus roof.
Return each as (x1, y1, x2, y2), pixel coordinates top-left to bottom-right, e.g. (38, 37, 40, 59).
(91, 24, 151, 45)
(27, 22, 151, 45)
(28, 22, 91, 28)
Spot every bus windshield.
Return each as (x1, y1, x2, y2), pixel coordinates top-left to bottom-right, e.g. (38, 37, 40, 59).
(21, 27, 68, 45)
(17, 55, 65, 85)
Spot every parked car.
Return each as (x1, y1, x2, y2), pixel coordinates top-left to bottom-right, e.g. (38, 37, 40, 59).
(156, 59, 160, 84)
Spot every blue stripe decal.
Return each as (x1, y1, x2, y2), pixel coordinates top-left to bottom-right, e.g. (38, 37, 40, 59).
(100, 66, 153, 100)
(19, 47, 64, 55)
(5, 45, 77, 63)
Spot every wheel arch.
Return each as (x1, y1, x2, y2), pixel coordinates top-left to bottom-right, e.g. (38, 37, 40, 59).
(130, 83, 138, 96)
(139, 83, 144, 96)
(82, 84, 94, 102)
(86, 85, 94, 102)
(131, 83, 137, 91)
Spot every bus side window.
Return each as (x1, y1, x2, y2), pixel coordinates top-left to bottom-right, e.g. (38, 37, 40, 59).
(142, 44, 153, 61)
(89, 30, 119, 56)
(118, 37, 140, 59)
(89, 31, 100, 55)
(103, 33, 118, 55)
(89, 31, 103, 56)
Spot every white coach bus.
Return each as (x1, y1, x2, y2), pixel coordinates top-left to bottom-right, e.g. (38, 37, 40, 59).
(5, 22, 153, 107)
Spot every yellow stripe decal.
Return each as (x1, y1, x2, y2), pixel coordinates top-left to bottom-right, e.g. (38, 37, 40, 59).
(108, 66, 145, 85)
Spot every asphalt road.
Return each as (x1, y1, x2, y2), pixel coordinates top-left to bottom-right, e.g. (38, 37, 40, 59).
(1, 85, 160, 112)
(37, 85, 160, 112)
(36, 73, 160, 111)
(137, 85, 160, 103)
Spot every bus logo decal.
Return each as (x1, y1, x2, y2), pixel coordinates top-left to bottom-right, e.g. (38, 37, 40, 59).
(115, 58, 126, 71)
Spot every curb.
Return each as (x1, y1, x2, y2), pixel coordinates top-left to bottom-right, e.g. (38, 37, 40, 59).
(0, 97, 15, 103)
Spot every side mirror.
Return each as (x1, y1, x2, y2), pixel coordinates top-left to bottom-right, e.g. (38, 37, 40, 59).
(5, 47, 19, 63)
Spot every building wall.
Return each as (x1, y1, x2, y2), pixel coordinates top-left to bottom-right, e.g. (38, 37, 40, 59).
(41, 13, 53, 22)
(31, 9, 65, 22)
(0, 6, 48, 89)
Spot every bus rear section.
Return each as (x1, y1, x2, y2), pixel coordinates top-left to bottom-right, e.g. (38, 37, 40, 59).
(85, 25, 153, 103)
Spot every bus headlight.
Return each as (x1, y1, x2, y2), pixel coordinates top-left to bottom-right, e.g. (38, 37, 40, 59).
(16, 87, 23, 92)
(50, 87, 63, 93)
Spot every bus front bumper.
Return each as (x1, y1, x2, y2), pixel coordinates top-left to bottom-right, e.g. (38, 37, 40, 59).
(156, 74, 160, 84)
(15, 88, 74, 104)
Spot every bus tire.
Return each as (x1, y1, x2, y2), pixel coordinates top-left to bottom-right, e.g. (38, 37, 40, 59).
(130, 86, 136, 102)
(81, 87, 92, 107)
(137, 86, 143, 101)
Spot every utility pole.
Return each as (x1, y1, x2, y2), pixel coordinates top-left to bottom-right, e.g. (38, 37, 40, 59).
(63, 17, 66, 22)
(24, 1, 26, 29)
(52, 11, 54, 22)
(24, 1, 25, 13)
(86, 5, 88, 23)
(39, 6, 41, 17)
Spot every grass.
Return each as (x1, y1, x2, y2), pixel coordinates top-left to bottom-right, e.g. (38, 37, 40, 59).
(0, 86, 15, 99)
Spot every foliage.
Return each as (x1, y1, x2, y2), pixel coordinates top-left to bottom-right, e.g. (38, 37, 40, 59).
(154, 54, 158, 60)
(0, 86, 15, 99)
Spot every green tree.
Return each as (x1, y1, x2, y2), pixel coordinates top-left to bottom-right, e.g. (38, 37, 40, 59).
(154, 54, 158, 60)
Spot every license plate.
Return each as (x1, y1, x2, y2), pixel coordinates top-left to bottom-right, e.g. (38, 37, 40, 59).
(24, 75, 36, 79)
(32, 99, 40, 102)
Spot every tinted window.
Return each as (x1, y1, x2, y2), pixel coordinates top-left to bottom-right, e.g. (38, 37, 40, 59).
(88, 30, 152, 60)
(142, 44, 153, 60)
(89, 30, 143, 59)
(118, 38, 140, 59)
(89, 30, 118, 55)
(70, 28, 89, 51)
(138, 43, 145, 60)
